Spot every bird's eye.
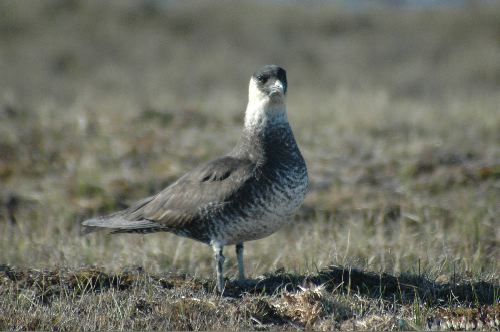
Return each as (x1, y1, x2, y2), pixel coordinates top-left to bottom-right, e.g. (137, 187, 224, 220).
(256, 75, 268, 84)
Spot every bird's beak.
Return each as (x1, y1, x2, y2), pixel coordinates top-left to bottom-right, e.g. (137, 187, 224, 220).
(269, 80, 284, 97)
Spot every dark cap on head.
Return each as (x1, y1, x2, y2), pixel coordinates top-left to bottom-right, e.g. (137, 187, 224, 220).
(252, 65, 287, 95)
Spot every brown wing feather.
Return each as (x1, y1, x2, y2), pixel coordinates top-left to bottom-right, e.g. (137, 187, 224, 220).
(104, 156, 256, 231)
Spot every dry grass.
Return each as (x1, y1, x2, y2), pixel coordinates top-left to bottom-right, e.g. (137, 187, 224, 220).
(1, 265, 498, 330)
(0, 0, 499, 330)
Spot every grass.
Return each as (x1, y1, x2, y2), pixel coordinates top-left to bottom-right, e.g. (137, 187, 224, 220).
(0, 0, 499, 330)
(1, 265, 498, 330)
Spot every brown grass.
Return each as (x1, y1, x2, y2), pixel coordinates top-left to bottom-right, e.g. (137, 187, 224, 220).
(1, 264, 498, 330)
(0, 0, 499, 330)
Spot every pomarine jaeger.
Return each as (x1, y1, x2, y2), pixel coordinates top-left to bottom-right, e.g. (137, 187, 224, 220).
(82, 65, 309, 292)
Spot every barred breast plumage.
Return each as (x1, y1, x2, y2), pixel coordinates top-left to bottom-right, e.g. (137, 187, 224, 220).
(204, 124, 308, 245)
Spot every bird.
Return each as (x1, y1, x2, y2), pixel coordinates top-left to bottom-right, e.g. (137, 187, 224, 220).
(82, 65, 309, 292)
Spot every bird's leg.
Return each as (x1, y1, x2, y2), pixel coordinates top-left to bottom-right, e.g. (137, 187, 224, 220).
(236, 242, 245, 281)
(212, 243, 225, 293)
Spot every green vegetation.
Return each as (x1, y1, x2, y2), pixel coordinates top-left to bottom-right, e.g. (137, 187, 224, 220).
(0, 0, 499, 330)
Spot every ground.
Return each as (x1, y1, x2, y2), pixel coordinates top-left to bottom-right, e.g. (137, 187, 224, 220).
(0, 1, 499, 330)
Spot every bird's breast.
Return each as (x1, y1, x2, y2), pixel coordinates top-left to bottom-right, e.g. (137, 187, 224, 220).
(215, 145, 308, 245)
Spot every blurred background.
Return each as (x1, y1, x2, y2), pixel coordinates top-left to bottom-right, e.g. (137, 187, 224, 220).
(0, 0, 499, 280)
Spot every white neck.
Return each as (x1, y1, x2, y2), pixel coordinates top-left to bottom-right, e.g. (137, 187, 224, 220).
(244, 100, 288, 130)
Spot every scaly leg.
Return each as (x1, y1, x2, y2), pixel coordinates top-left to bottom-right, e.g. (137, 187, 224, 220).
(212, 243, 225, 292)
(236, 242, 245, 281)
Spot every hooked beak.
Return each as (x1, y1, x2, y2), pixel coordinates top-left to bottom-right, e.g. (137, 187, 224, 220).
(269, 80, 284, 97)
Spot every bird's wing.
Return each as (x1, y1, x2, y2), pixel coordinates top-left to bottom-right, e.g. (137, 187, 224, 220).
(82, 156, 256, 232)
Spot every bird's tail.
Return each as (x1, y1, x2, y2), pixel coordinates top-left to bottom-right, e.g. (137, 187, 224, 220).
(81, 215, 162, 234)
(81, 195, 161, 234)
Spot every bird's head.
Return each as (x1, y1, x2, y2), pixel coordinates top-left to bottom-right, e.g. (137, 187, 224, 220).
(249, 65, 287, 105)
(245, 65, 288, 129)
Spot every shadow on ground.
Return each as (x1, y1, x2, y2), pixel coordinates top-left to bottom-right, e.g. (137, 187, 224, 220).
(229, 265, 498, 305)
(1, 264, 497, 305)
(1, 264, 498, 330)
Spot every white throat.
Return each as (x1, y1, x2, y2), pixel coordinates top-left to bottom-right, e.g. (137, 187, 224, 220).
(244, 79, 288, 131)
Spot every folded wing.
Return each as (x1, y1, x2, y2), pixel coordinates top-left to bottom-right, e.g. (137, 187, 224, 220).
(82, 156, 256, 234)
